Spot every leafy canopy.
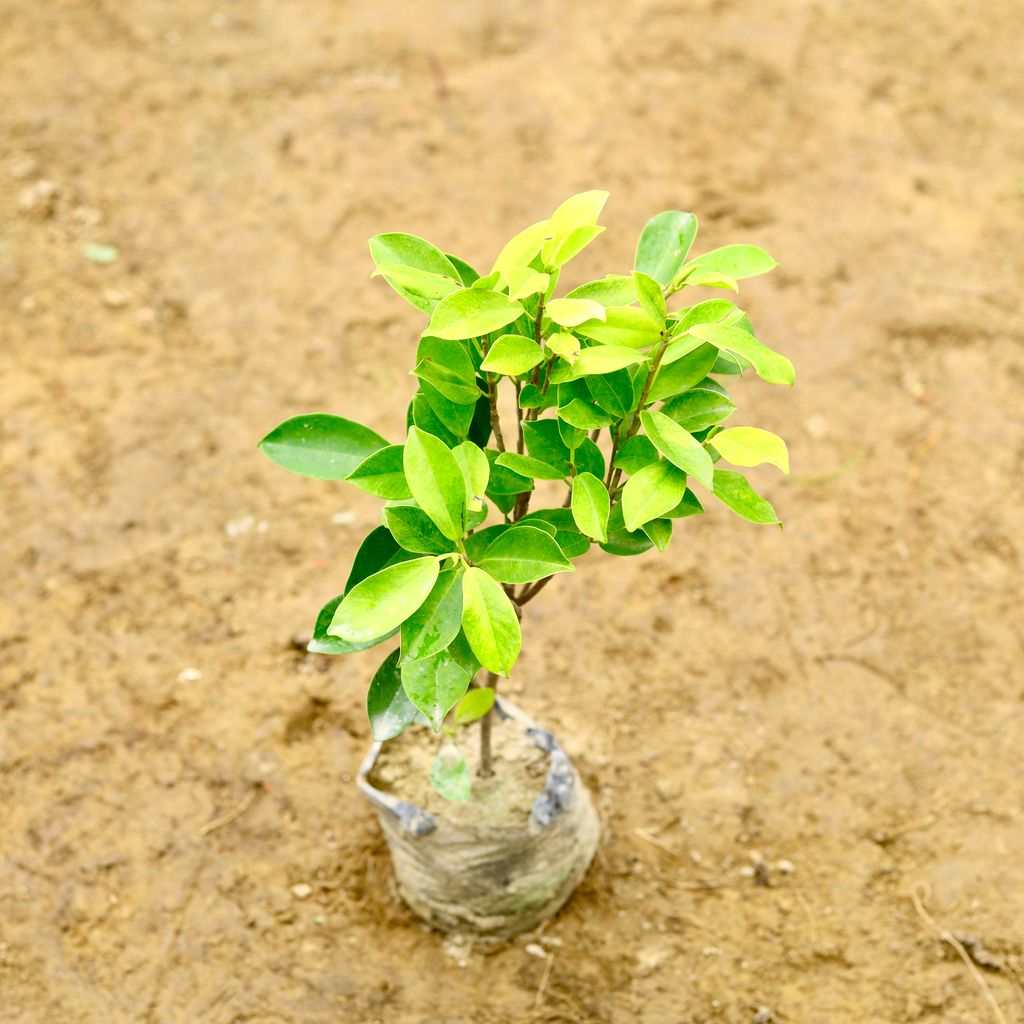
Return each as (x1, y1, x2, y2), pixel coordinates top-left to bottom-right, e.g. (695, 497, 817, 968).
(260, 192, 794, 799)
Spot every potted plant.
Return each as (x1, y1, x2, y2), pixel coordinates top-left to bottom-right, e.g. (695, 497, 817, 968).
(259, 191, 793, 936)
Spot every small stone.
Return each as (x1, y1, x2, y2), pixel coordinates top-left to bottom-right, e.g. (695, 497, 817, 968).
(291, 883, 312, 900)
(331, 511, 356, 525)
(775, 858, 795, 874)
(18, 180, 58, 219)
(524, 943, 547, 958)
(654, 776, 682, 802)
(177, 667, 202, 683)
(102, 288, 131, 309)
(753, 1009, 774, 1023)
(804, 414, 829, 439)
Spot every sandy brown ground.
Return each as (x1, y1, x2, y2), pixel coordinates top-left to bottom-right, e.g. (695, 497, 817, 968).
(2, 1, 1024, 1021)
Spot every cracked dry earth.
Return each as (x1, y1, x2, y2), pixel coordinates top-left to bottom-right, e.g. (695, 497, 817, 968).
(2, 0, 1023, 1022)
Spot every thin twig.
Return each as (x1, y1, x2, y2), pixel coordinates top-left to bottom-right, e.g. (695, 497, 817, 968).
(910, 882, 1009, 1024)
(198, 786, 259, 837)
(534, 952, 555, 1011)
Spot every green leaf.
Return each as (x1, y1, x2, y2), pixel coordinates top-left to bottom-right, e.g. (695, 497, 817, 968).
(367, 650, 420, 741)
(505, 266, 550, 300)
(661, 388, 737, 432)
(492, 219, 552, 274)
(425, 289, 525, 341)
(549, 189, 609, 235)
(541, 191, 609, 267)
(454, 687, 495, 725)
(710, 468, 781, 525)
(545, 332, 580, 363)
(451, 440, 490, 513)
(710, 427, 789, 473)
(309, 593, 391, 656)
(575, 306, 662, 349)
(640, 410, 714, 489)
(520, 509, 592, 559)
(545, 224, 605, 268)
(481, 334, 544, 376)
(383, 505, 452, 555)
(621, 460, 689, 531)
(419, 380, 475, 439)
(522, 419, 572, 474)
(461, 567, 521, 676)
(614, 434, 659, 474)
(346, 445, 411, 499)
(671, 298, 739, 332)
(688, 323, 795, 386)
(402, 650, 471, 732)
(430, 743, 472, 802)
(567, 345, 649, 379)
(344, 526, 406, 591)
(683, 271, 738, 291)
(557, 415, 587, 450)
(558, 398, 613, 430)
(329, 556, 440, 644)
(586, 368, 635, 417)
(404, 427, 468, 541)
(472, 271, 502, 291)
(680, 244, 777, 282)
(546, 298, 607, 328)
(646, 344, 719, 403)
(371, 262, 459, 303)
(571, 473, 610, 543)
(411, 391, 458, 446)
(369, 233, 461, 312)
(259, 414, 387, 480)
(446, 253, 480, 286)
(566, 274, 637, 306)
(633, 271, 667, 324)
(574, 436, 606, 479)
(495, 452, 566, 481)
(484, 449, 535, 494)
(464, 523, 510, 562)
(369, 232, 459, 277)
(634, 210, 699, 287)
(411, 360, 482, 405)
(401, 566, 464, 662)
(665, 488, 704, 519)
(601, 504, 654, 557)
(640, 517, 672, 552)
(478, 524, 574, 584)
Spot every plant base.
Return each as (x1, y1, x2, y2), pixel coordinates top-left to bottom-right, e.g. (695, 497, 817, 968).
(358, 698, 599, 937)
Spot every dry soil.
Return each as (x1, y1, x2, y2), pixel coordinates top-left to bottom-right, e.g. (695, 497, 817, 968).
(2, 1, 1024, 1022)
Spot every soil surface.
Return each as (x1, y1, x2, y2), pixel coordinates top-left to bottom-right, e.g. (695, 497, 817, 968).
(370, 711, 548, 829)
(2, 1, 1024, 1022)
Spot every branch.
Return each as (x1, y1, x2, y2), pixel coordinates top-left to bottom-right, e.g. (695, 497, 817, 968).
(607, 332, 670, 494)
(480, 334, 506, 453)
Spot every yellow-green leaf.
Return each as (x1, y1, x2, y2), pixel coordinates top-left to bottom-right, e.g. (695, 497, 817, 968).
(710, 427, 789, 473)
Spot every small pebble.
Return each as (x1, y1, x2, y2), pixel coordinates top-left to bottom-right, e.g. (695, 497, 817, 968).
(102, 288, 131, 309)
(177, 667, 202, 683)
(776, 858, 795, 874)
(291, 883, 312, 900)
(524, 943, 547, 958)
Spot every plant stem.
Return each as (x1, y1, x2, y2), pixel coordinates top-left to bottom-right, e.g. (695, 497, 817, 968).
(481, 335, 506, 453)
(478, 670, 498, 777)
(607, 332, 670, 494)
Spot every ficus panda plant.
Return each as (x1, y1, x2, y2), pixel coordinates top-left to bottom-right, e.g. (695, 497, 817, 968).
(260, 191, 792, 803)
